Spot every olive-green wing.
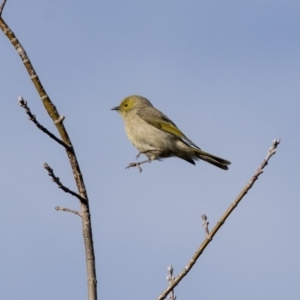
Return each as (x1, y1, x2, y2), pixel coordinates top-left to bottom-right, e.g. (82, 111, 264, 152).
(141, 117, 200, 149)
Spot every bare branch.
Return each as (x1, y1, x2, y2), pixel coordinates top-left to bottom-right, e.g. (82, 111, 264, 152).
(1, 12, 97, 300)
(55, 206, 82, 217)
(0, 0, 7, 16)
(43, 163, 87, 203)
(157, 139, 281, 300)
(18, 97, 72, 151)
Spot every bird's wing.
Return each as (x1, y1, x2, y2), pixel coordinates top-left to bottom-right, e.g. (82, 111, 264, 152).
(141, 116, 201, 149)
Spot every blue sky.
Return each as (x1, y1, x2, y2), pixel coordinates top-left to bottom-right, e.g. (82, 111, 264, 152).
(1, 1, 299, 299)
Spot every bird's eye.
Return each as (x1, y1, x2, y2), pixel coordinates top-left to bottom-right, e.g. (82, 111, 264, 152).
(124, 103, 128, 107)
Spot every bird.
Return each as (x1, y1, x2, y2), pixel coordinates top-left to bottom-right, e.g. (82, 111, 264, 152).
(111, 95, 231, 172)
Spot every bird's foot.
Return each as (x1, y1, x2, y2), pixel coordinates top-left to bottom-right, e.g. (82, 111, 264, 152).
(126, 162, 143, 173)
(125, 158, 151, 173)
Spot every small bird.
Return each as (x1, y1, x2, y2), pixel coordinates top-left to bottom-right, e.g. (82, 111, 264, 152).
(111, 95, 231, 172)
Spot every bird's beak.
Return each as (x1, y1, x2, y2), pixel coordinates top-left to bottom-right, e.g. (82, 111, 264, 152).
(111, 106, 119, 111)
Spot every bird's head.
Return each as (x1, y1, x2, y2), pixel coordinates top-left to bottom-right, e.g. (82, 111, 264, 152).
(111, 95, 153, 118)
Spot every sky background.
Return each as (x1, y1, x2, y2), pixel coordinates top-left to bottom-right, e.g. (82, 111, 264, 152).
(1, 1, 299, 299)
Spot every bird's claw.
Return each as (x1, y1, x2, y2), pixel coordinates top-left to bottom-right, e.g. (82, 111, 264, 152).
(125, 162, 143, 172)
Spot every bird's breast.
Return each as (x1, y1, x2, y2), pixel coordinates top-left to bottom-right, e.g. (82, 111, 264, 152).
(124, 114, 173, 155)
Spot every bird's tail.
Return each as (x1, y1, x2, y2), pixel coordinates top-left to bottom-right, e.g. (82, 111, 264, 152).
(196, 149, 231, 170)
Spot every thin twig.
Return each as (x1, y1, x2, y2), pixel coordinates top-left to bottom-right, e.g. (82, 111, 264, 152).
(43, 163, 87, 203)
(166, 265, 176, 300)
(201, 214, 210, 237)
(18, 97, 72, 151)
(55, 206, 82, 217)
(0, 0, 7, 16)
(157, 139, 281, 300)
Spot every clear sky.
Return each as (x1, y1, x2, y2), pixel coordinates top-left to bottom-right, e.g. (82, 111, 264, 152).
(1, 1, 299, 299)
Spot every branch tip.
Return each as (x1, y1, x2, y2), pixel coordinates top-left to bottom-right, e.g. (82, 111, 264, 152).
(55, 206, 82, 217)
(201, 214, 210, 236)
(18, 96, 26, 106)
(166, 264, 176, 300)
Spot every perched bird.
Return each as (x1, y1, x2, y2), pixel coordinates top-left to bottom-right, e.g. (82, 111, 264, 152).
(111, 95, 231, 172)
